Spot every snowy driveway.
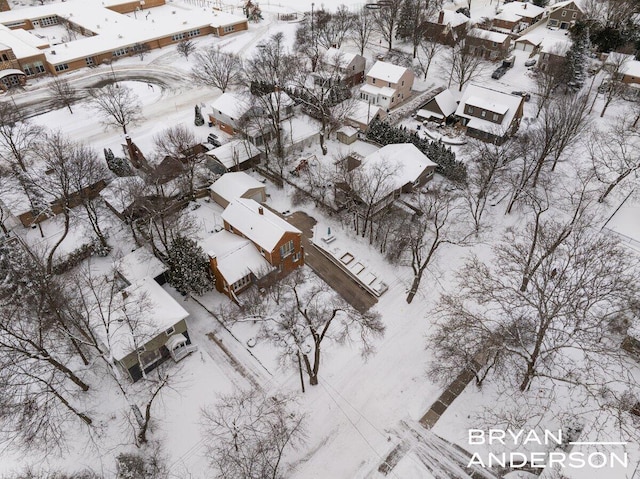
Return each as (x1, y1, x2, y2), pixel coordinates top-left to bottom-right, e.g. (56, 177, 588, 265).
(286, 211, 378, 313)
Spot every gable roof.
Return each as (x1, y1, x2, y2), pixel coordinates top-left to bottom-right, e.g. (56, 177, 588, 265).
(455, 84, 524, 135)
(431, 10, 469, 27)
(209, 172, 265, 204)
(115, 247, 167, 285)
(367, 60, 409, 83)
(550, 0, 583, 13)
(222, 198, 301, 251)
(498, 1, 546, 19)
(211, 92, 249, 119)
(205, 140, 261, 170)
(432, 89, 458, 117)
(468, 28, 510, 43)
(199, 230, 273, 285)
(361, 143, 437, 200)
(325, 47, 359, 67)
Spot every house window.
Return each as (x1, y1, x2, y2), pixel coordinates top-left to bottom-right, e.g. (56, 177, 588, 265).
(548, 19, 558, 26)
(481, 110, 486, 118)
(224, 25, 235, 33)
(279, 240, 294, 258)
(293, 251, 301, 262)
(493, 113, 499, 121)
(85, 57, 94, 66)
(172, 32, 186, 41)
(39, 15, 58, 27)
(561, 10, 566, 16)
(232, 274, 251, 291)
(467, 106, 474, 114)
(388, 82, 391, 87)
(572, 12, 577, 18)
(372, 78, 376, 84)
(492, 41, 497, 47)
(113, 47, 129, 57)
(54, 63, 69, 72)
(165, 326, 175, 336)
(391, 97, 394, 103)
(188, 28, 201, 37)
(402, 80, 405, 86)
(23, 62, 45, 76)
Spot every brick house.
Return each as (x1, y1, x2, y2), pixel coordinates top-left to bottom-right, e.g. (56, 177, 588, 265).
(547, 0, 583, 30)
(455, 84, 525, 144)
(422, 10, 470, 46)
(359, 60, 414, 110)
(492, 1, 546, 34)
(221, 198, 304, 275)
(465, 28, 511, 61)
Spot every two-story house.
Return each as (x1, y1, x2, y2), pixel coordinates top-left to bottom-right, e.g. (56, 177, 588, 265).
(221, 198, 304, 275)
(359, 60, 414, 110)
(422, 10, 470, 46)
(465, 28, 511, 61)
(547, 0, 583, 30)
(316, 47, 366, 87)
(455, 84, 525, 144)
(492, 1, 546, 34)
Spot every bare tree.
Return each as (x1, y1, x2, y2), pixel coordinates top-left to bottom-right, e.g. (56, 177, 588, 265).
(176, 39, 196, 60)
(599, 53, 631, 118)
(428, 216, 638, 393)
(152, 125, 204, 199)
(590, 115, 640, 203)
(0, 102, 44, 172)
(226, 269, 384, 386)
(191, 47, 243, 93)
(131, 43, 151, 61)
(397, 0, 442, 58)
(532, 49, 565, 117)
(444, 42, 487, 91)
(372, 0, 403, 52)
(461, 138, 518, 232)
(405, 187, 472, 304)
(415, 39, 443, 79)
(244, 33, 299, 170)
(202, 388, 306, 479)
(350, 7, 374, 56)
(48, 77, 80, 114)
(89, 84, 143, 134)
(290, 51, 354, 155)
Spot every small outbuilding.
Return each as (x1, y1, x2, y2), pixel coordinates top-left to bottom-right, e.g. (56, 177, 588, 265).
(205, 140, 261, 172)
(417, 89, 458, 123)
(336, 126, 359, 145)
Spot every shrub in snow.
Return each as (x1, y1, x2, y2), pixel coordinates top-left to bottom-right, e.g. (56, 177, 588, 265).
(115, 452, 166, 479)
(166, 235, 214, 295)
(105, 148, 134, 177)
(194, 105, 204, 127)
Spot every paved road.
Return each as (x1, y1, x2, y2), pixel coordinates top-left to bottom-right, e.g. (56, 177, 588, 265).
(286, 211, 378, 313)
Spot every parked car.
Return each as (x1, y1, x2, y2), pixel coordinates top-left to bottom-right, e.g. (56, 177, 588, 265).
(511, 91, 531, 102)
(524, 58, 537, 67)
(206, 133, 222, 147)
(492, 66, 508, 79)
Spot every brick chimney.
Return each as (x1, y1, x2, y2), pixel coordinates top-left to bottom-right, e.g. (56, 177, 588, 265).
(258, 206, 264, 215)
(438, 10, 445, 24)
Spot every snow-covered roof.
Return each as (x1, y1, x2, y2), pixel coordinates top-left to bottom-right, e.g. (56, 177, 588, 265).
(360, 83, 396, 98)
(347, 99, 385, 126)
(0, 24, 44, 59)
(603, 193, 640, 252)
(430, 10, 469, 27)
(325, 47, 358, 67)
(221, 198, 301, 252)
(498, 1, 546, 19)
(205, 140, 260, 170)
(362, 143, 437, 197)
(605, 52, 640, 78)
(211, 92, 249, 120)
(456, 84, 523, 136)
(199, 230, 273, 285)
(337, 125, 358, 137)
(0, 0, 246, 65)
(110, 276, 189, 360)
(550, 0, 583, 13)
(468, 28, 510, 43)
(366, 60, 409, 84)
(209, 172, 265, 204)
(115, 246, 167, 285)
(432, 89, 458, 117)
(99, 176, 146, 214)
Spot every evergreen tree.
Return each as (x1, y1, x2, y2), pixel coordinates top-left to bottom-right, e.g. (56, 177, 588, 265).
(194, 105, 205, 126)
(396, 0, 415, 41)
(105, 148, 134, 176)
(166, 235, 214, 296)
(564, 26, 590, 90)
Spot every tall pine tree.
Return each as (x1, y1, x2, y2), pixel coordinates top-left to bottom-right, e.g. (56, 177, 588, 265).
(564, 26, 590, 90)
(166, 235, 214, 296)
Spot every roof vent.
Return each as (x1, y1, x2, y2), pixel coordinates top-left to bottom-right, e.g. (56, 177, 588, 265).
(258, 207, 264, 215)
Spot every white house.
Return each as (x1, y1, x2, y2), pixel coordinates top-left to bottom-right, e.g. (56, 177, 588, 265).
(359, 60, 414, 110)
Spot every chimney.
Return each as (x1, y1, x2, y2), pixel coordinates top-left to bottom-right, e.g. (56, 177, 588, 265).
(438, 10, 444, 24)
(523, 3, 527, 8)
(258, 206, 264, 215)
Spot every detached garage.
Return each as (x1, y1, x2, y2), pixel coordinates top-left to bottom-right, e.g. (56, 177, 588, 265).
(209, 171, 266, 208)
